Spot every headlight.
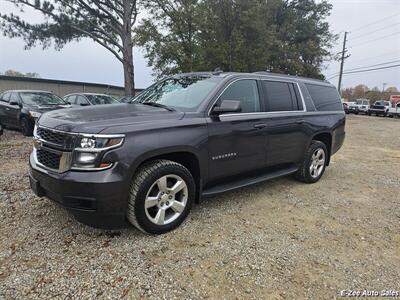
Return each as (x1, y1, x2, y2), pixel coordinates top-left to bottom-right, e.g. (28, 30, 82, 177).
(71, 134, 124, 170)
(77, 136, 124, 150)
(29, 111, 42, 119)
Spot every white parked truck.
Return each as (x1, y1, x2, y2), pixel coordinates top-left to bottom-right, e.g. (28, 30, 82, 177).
(388, 102, 400, 118)
(348, 99, 369, 114)
(368, 100, 391, 116)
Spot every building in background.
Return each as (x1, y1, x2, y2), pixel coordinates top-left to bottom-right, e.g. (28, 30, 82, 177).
(0, 75, 143, 97)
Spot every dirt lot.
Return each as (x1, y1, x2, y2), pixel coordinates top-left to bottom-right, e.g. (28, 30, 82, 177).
(0, 115, 400, 299)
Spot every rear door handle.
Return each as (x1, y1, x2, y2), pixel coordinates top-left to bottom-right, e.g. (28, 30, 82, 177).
(254, 123, 267, 129)
(296, 119, 305, 124)
(5, 108, 10, 111)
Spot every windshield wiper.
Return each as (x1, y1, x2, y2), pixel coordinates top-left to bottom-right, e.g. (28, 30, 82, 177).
(141, 102, 176, 112)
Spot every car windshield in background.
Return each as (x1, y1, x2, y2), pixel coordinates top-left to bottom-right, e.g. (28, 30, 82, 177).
(120, 96, 135, 103)
(20, 92, 66, 106)
(132, 76, 222, 110)
(86, 95, 119, 105)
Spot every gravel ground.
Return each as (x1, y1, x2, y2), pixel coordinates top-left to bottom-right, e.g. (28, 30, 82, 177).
(1, 115, 400, 299)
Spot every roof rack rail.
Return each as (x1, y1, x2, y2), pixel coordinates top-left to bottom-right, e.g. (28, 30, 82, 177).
(253, 71, 329, 83)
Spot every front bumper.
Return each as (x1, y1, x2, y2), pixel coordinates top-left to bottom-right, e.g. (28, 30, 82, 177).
(29, 153, 130, 229)
(348, 107, 359, 113)
(369, 109, 386, 114)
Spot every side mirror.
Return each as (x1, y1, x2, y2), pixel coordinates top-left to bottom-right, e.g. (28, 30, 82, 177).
(211, 100, 241, 115)
(9, 100, 19, 106)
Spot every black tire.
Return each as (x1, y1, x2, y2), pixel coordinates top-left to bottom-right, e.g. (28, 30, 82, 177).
(368, 112, 371, 116)
(295, 141, 328, 184)
(354, 111, 359, 115)
(127, 159, 195, 234)
(20, 117, 33, 136)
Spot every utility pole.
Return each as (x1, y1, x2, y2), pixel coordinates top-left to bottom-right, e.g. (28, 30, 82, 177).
(338, 32, 350, 95)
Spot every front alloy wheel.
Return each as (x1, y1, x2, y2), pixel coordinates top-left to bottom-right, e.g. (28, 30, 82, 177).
(127, 160, 195, 234)
(144, 174, 188, 226)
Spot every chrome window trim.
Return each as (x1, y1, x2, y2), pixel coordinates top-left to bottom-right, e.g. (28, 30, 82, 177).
(220, 110, 344, 120)
(207, 77, 307, 117)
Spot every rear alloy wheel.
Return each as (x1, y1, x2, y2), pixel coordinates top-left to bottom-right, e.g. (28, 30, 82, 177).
(309, 148, 326, 179)
(20, 118, 33, 136)
(295, 141, 327, 183)
(127, 160, 195, 234)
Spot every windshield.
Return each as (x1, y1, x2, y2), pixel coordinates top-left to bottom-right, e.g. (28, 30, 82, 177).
(120, 96, 135, 103)
(132, 76, 222, 110)
(86, 95, 119, 105)
(20, 92, 66, 105)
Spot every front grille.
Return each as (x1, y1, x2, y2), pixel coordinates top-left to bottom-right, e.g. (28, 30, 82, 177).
(36, 149, 62, 170)
(37, 127, 67, 146)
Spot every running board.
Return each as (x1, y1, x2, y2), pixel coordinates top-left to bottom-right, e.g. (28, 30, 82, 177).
(201, 165, 298, 197)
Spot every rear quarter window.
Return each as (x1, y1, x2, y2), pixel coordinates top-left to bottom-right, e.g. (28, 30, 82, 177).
(305, 84, 342, 111)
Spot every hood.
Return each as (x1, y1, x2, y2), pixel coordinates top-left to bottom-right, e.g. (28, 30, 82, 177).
(38, 103, 185, 134)
(26, 104, 71, 113)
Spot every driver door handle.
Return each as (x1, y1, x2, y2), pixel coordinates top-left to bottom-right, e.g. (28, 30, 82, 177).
(254, 123, 267, 129)
(296, 119, 305, 124)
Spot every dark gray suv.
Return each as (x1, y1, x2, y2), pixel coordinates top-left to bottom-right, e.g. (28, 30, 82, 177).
(29, 72, 345, 234)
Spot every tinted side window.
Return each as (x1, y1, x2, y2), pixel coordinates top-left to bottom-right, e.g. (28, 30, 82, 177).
(76, 95, 89, 105)
(263, 81, 298, 112)
(305, 84, 342, 111)
(0, 92, 11, 103)
(220, 80, 260, 113)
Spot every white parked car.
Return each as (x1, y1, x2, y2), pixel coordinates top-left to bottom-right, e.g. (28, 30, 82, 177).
(388, 102, 400, 118)
(348, 99, 369, 114)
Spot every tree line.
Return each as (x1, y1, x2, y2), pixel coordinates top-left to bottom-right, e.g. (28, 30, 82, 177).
(1, 0, 335, 95)
(342, 84, 399, 103)
(1, 69, 40, 78)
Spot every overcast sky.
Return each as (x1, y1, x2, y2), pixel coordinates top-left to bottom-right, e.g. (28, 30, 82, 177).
(0, 0, 399, 90)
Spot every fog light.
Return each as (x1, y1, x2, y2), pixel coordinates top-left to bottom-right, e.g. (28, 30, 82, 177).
(75, 152, 97, 164)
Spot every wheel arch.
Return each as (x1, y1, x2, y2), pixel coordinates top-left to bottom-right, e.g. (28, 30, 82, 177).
(129, 148, 203, 204)
(310, 132, 332, 165)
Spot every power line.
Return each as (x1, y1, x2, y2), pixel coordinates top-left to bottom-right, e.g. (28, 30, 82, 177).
(327, 59, 400, 77)
(349, 31, 400, 48)
(327, 63, 400, 80)
(345, 50, 400, 65)
(350, 22, 400, 40)
(349, 12, 400, 33)
(344, 63, 400, 74)
(345, 59, 400, 72)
